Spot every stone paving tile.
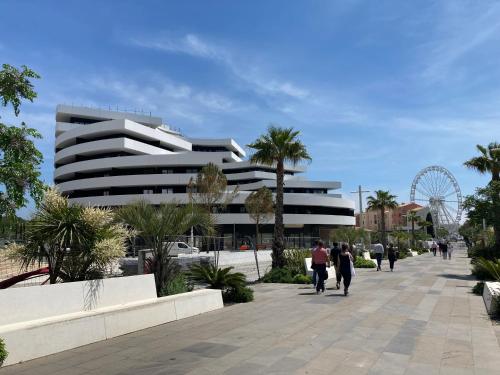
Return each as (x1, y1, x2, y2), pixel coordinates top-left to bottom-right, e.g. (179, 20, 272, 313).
(2, 244, 499, 375)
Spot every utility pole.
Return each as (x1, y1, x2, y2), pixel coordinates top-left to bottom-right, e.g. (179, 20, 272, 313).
(351, 185, 370, 251)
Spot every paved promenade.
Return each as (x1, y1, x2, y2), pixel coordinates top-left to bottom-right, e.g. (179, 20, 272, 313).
(2, 244, 499, 374)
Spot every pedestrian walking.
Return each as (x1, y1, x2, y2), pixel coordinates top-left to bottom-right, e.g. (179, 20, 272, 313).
(431, 241, 437, 256)
(447, 241, 453, 260)
(330, 242, 342, 289)
(311, 240, 318, 288)
(312, 240, 329, 294)
(373, 242, 384, 271)
(388, 243, 397, 272)
(440, 240, 448, 260)
(339, 244, 354, 296)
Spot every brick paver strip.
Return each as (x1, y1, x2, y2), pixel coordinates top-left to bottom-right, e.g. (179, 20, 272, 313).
(1, 243, 499, 374)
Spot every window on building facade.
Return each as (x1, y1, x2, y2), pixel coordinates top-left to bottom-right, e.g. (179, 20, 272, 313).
(161, 188, 173, 194)
(143, 189, 154, 194)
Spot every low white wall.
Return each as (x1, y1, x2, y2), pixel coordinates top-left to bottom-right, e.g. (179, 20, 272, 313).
(0, 276, 223, 366)
(483, 281, 500, 315)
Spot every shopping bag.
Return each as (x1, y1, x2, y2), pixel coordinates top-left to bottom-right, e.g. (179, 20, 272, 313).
(350, 260, 356, 277)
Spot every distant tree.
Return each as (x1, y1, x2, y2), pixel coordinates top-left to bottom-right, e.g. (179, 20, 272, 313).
(188, 163, 237, 214)
(188, 163, 238, 262)
(464, 142, 500, 251)
(0, 64, 44, 216)
(330, 227, 367, 255)
(245, 187, 274, 279)
(406, 210, 419, 248)
(367, 190, 398, 251)
(391, 230, 410, 251)
(248, 125, 311, 268)
(436, 227, 449, 239)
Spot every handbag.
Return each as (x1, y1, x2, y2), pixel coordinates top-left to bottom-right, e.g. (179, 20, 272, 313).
(325, 270, 329, 279)
(350, 259, 356, 277)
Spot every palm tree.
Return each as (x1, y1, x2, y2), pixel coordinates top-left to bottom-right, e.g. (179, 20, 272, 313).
(367, 190, 398, 251)
(406, 210, 419, 248)
(117, 201, 214, 296)
(247, 125, 311, 268)
(464, 142, 500, 251)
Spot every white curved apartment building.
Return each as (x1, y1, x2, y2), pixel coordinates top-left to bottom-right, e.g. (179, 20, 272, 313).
(54, 105, 355, 244)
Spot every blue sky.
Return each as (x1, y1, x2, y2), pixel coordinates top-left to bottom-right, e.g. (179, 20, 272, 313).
(1, 0, 498, 217)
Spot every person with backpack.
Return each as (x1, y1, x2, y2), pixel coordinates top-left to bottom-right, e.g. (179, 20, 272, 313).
(373, 242, 384, 271)
(339, 243, 354, 296)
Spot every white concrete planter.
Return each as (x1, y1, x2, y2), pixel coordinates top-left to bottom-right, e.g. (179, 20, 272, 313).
(483, 281, 500, 315)
(0, 275, 223, 366)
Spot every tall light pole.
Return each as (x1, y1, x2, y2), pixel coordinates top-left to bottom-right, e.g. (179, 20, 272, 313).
(351, 185, 370, 251)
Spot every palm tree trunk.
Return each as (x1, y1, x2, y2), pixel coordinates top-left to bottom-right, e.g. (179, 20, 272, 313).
(492, 172, 500, 253)
(254, 221, 261, 279)
(273, 159, 285, 268)
(411, 220, 415, 248)
(380, 207, 387, 254)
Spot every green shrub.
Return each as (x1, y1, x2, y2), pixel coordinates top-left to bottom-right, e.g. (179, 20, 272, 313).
(283, 248, 310, 276)
(188, 264, 246, 290)
(292, 274, 313, 284)
(223, 286, 254, 303)
(469, 245, 498, 261)
(474, 258, 500, 282)
(415, 247, 428, 255)
(397, 249, 409, 259)
(161, 273, 193, 297)
(353, 256, 376, 268)
(472, 281, 485, 295)
(262, 268, 294, 283)
(0, 338, 7, 364)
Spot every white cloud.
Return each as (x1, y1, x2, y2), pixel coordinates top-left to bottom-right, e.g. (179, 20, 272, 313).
(420, 2, 500, 82)
(130, 33, 310, 100)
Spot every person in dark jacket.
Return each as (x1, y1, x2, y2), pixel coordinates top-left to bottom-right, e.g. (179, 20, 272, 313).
(388, 243, 397, 272)
(339, 244, 353, 296)
(330, 242, 341, 289)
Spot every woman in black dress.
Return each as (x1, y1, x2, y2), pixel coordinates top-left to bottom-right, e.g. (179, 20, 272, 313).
(388, 243, 397, 272)
(339, 244, 353, 296)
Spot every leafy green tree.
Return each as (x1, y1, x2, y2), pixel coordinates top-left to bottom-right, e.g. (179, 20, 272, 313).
(330, 226, 367, 253)
(436, 227, 449, 239)
(245, 187, 274, 279)
(464, 142, 500, 251)
(188, 162, 237, 214)
(391, 230, 410, 251)
(247, 125, 311, 268)
(117, 200, 213, 296)
(366, 190, 398, 250)
(0, 64, 44, 216)
(463, 181, 500, 251)
(7, 189, 128, 284)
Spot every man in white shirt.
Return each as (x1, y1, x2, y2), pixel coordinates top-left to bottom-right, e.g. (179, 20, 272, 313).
(373, 242, 384, 271)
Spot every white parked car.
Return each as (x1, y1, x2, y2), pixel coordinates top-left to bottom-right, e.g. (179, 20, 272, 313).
(167, 241, 199, 256)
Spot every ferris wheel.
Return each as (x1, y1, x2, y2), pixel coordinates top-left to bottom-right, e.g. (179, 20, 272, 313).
(410, 166, 462, 230)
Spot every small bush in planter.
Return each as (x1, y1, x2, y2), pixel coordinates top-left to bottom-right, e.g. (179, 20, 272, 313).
(292, 274, 312, 284)
(0, 338, 8, 365)
(223, 286, 254, 303)
(472, 282, 485, 296)
(262, 268, 294, 283)
(353, 256, 376, 268)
